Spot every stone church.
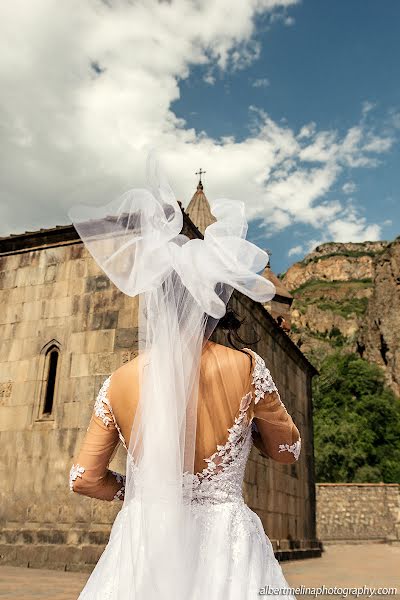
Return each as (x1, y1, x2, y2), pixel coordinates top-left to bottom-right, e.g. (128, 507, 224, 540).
(0, 178, 321, 571)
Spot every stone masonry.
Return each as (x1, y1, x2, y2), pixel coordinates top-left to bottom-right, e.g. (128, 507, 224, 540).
(316, 483, 400, 543)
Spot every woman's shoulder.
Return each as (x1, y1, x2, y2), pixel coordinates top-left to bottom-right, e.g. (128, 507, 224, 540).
(110, 344, 254, 385)
(108, 353, 143, 397)
(206, 341, 254, 373)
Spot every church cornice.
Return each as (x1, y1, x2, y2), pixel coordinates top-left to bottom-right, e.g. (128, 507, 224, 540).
(0, 202, 200, 255)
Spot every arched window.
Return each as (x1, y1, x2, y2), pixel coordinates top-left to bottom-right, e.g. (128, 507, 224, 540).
(42, 346, 59, 415)
(36, 340, 61, 421)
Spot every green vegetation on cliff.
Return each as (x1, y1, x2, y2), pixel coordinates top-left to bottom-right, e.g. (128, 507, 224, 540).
(291, 278, 372, 297)
(298, 248, 386, 267)
(314, 297, 369, 318)
(312, 350, 400, 484)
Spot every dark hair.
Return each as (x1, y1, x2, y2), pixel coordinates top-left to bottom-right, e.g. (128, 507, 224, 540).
(215, 307, 260, 373)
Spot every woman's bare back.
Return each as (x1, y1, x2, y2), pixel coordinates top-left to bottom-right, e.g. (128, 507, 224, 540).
(107, 340, 253, 475)
(69, 341, 301, 502)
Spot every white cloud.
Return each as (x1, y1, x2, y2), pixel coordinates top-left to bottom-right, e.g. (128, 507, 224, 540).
(362, 100, 376, 116)
(288, 244, 303, 257)
(325, 208, 381, 242)
(342, 181, 357, 194)
(203, 73, 216, 85)
(0, 0, 396, 252)
(252, 77, 270, 88)
(284, 16, 295, 26)
(297, 122, 316, 139)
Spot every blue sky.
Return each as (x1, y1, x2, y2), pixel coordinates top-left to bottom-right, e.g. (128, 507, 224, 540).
(1, 0, 399, 276)
(173, 0, 400, 273)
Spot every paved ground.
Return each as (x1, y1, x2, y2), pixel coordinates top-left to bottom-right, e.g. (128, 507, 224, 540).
(0, 543, 399, 599)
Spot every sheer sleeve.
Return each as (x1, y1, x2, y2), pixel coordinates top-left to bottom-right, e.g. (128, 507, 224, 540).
(69, 375, 126, 502)
(246, 349, 301, 464)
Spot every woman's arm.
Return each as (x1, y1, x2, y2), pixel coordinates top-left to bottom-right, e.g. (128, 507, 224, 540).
(247, 350, 301, 464)
(253, 389, 301, 464)
(69, 376, 126, 502)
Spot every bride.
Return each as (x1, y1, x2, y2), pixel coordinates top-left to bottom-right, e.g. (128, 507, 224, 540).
(68, 153, 301, 599)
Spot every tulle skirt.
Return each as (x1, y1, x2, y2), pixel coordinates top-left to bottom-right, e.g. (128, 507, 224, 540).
(78, 499, 296, 600)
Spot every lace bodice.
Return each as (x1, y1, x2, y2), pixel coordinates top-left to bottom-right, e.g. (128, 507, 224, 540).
(70, 347, 301, 505)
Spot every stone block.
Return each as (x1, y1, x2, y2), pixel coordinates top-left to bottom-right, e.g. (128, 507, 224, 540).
(120, 349, 139, 364)
(91, 499, 121, 525)
(89, 310, 119, 331)
(37, 248, 63, 268)
(22, 336, 44, 359)
(56, 261, 72, 281)
(85, 275, 110, 293)
(60, 376, 94, 405)
(44, 263, 58, 283)
(62, 402, 83, 429)
(69, 244, 85, 260)
(70, 353, 91, 378)
(0, 269, 18, 289)
(114, 327, 139, 349)
(0, 544, 17, 565)
(46, 279, 69, 299)
(68, 277, 86, 296)
(7, 380, 35, 407)
(0, 253, 20, 270)
(43, 296, 74, 319)
(47, 544, 82, 565)
(15, 544, 49, 567)
(0, 405, 31, 432)
(91, 290, 127, 313)
(69, 312, 91, 333)
(0, 323, 16, 340)
(16, 266, 46, 287)
(68, 330, 115, 355)
(0, 302, 21, 325)
(70, 259, 88, 280)
(12, 357, 39, 382)
(89, 353, 118, 376)
(0, 380, 12, 407)
(7, 286, 25, 305)
(6, 339, 25, 362)
(21, 300, 43, 322)
(59, 498, 93, 525)
(117, 300, 139, 328)
(81, 544, 106, 565)
(87, 260, 103, 276)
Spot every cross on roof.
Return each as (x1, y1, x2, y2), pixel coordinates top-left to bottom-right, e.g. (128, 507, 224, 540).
(195, 168, 206, 184)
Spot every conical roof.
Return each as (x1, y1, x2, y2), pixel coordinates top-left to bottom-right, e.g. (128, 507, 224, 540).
(262, 264, 293, 301)
(185, 181, 216, 236)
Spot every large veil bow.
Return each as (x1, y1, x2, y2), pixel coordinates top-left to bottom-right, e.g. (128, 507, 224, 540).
(68, 152, 276, 599)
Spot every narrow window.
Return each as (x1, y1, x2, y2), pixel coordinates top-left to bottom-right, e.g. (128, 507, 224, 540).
(42, 346, 59, 416)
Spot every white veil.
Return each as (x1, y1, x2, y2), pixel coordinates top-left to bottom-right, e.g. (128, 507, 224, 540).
(68, 152, 276, 599)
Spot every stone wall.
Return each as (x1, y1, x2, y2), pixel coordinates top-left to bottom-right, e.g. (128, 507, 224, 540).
(231, 293, 319, 557)
(316, 483, 400, 543)
(0, 228, 320, 571)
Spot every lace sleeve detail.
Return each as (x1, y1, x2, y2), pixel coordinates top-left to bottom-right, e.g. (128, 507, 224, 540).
(251, 352, 278, 403)
(69, 464, 85, 491)
(93, 375, 127, 450)
(94, 376, 114, 427)
(244, 348, 287, 411)
(111, 470, 126, 501)
(244, 348, 301, 463)
(278, 439, 301, 461)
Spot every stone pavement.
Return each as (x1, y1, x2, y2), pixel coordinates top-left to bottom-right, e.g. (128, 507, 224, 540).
(0, 543, 399, 599)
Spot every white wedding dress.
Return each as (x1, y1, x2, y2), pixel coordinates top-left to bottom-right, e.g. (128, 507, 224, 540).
(76, 348, 299, 600)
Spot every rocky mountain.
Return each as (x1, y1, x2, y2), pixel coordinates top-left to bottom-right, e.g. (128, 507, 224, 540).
(280, 237, 400, 397)
(357, 239, 400, 397)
